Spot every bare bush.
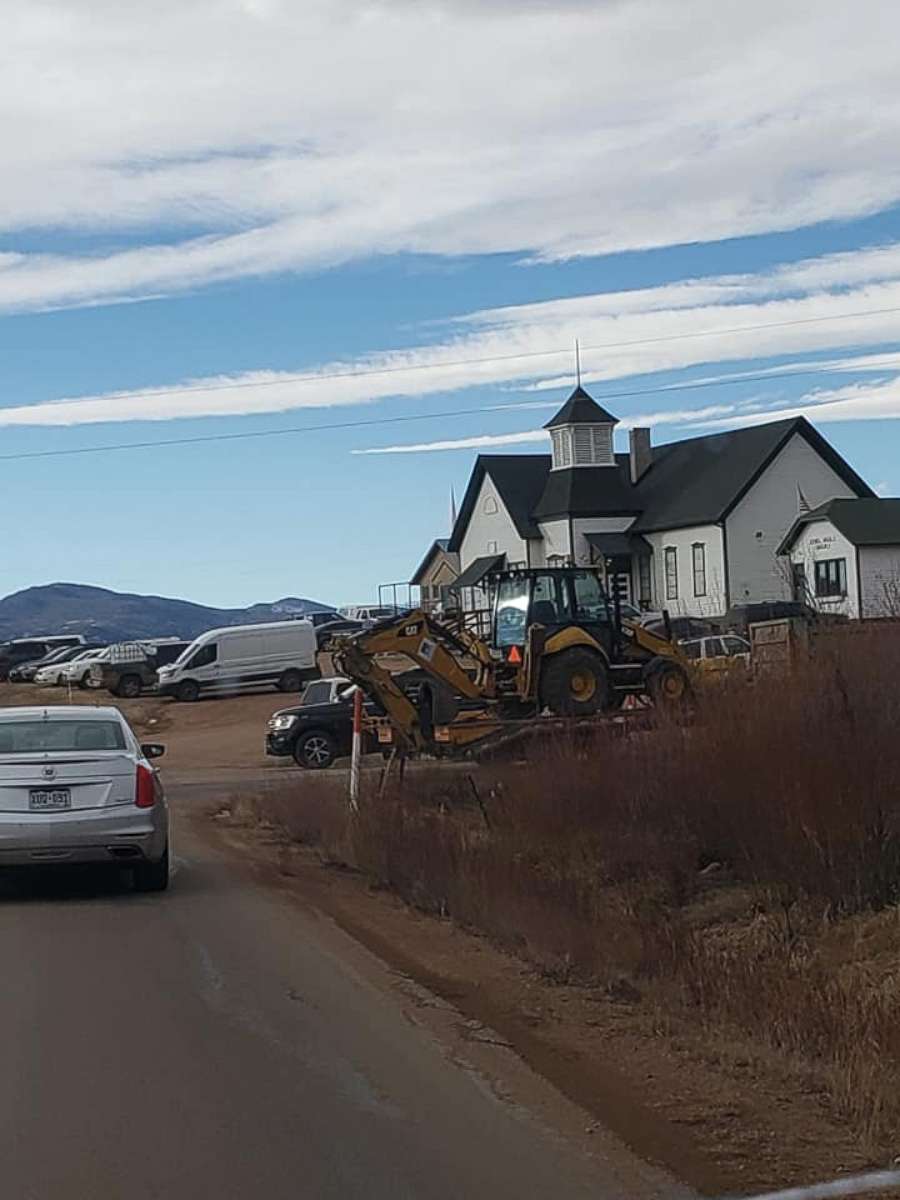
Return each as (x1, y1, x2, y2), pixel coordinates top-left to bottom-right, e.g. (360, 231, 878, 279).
(228, 627, 900, 1147)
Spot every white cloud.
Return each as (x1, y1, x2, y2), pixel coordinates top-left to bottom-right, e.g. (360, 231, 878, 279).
(5, 238, 900, 429)
(353, 377, 900, 455)
(2, 0, 900, 310)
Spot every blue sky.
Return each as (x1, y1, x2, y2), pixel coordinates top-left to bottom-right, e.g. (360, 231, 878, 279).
(2, 0, 899, 608)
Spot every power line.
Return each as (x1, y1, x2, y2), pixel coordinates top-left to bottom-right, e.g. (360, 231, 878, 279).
(6, 300, 900, 412)
(2, 352, 899, 464)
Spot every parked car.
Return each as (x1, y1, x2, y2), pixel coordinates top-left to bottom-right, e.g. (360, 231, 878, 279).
(681, 634, 752, 673)
(338, 605, 400, 627)
(0, 704, 169, 890)
(35, 647, 109, 688)
(266, 676, 378, 768)
(314, 617, 365, 650)
(617, 600, 665, 626)
(90, 640, 192, 698)
(157, 620, 318, 702)
(0, 635, 85, 681)
(306, 610, 342, 628)
(8, 643, 101, 683)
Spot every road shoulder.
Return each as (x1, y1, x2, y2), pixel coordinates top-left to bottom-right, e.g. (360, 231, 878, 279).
(189, 803, 877, 1198)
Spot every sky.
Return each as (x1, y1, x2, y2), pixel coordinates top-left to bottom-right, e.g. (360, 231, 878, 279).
(2, 0, 900, 608)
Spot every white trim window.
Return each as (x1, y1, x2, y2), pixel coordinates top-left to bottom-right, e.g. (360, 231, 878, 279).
(664, 547, 678, 601)
(692, 543, 707, 597)
(814, 558, 847, 598)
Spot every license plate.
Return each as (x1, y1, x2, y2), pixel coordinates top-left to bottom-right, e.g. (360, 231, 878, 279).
(29, 788, 71, 811)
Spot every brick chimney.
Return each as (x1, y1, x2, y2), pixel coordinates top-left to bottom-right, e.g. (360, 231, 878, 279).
(629, 427, 652, 484)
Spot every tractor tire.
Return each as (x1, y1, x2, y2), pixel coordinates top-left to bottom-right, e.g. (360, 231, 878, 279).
(646, 660, 692, 710)
(539, 648, 609, 716)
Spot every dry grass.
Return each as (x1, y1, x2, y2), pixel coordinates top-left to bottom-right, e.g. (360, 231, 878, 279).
(222, 624, 900, 1151)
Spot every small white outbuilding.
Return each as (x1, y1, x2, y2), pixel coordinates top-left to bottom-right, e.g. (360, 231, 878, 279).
(777, 498, 900, 619)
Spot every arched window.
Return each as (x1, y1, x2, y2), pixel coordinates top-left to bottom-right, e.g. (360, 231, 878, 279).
(482, 495, 498, 515)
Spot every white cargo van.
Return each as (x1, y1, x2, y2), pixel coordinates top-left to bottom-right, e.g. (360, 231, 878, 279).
(156, 621, 318, 702)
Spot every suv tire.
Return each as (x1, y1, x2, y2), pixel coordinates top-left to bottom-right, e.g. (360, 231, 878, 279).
(294, 730, 336, 769)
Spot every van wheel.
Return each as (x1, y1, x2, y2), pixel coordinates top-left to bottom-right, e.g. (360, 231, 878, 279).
(176, 679, 200, 703)
(278, 669, 303, 693)
(116, 674, 143, 699)
(294, 731, 336, 769)
(540, 648, 609, 716)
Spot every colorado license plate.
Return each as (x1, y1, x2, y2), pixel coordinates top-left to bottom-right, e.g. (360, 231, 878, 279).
(29, 788, 71, 811)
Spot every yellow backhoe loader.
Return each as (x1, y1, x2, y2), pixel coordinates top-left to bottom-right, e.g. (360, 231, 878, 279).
(333, 566, 690, 757)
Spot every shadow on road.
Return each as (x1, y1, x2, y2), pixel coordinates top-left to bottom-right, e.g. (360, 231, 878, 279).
(0, 864, 149, 904)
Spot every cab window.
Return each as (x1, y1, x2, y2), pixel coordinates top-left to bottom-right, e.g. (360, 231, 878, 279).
(301, 681, 333, 705)
(494, 576, 530, 647)
(531, 574, 571, 626)
(188, 643, 217, 669)
(571, 571, 609, 624)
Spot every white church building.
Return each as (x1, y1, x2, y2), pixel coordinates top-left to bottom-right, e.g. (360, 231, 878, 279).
(439, 386, 874, 618)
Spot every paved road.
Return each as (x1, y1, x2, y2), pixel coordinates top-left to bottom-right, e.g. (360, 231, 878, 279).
(0, 785, 679, 1199)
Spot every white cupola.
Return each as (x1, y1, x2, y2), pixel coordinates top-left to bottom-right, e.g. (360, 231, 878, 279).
(545, 386, 619, 470)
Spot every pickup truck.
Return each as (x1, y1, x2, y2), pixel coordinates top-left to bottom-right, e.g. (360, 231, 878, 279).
(91, 640, 191, 698)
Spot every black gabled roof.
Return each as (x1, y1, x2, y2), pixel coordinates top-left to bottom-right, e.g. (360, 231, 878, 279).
(544, 386, 619, 429)
(447, 454, 549, 550)
(448, 417, 874, 550)
(777, 497, 900, 555)
(533, 461, 640, 519)
(631, 417, 874, 532)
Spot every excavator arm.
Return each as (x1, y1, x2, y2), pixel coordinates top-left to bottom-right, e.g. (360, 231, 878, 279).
(332, 609, 498, 754)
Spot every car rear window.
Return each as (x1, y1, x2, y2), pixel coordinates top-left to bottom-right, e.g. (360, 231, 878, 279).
(0, 720, 126, 754)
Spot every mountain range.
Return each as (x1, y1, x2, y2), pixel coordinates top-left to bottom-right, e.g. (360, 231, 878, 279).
(0, 583, 335, 645)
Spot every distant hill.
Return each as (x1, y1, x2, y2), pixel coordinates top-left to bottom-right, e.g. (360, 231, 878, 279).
(0, 583, 336, 645)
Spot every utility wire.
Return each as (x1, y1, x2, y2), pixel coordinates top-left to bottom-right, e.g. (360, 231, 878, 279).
(2, 352, 900, 464)
(4, 300, 900, 408)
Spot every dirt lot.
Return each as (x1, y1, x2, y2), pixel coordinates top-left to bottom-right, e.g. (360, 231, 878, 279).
(0, 681, 290, 774)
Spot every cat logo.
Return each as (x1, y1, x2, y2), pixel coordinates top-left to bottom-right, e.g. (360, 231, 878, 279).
(403, 623, 421, 638)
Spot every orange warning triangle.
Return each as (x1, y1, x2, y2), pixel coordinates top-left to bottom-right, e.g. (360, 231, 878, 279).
(508, 645, 522, 664)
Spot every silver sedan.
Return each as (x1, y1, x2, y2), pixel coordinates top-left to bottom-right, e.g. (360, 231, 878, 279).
(0, 705, 169, 891)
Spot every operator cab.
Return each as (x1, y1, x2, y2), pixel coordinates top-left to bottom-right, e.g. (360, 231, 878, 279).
(491, 568, 618, 655)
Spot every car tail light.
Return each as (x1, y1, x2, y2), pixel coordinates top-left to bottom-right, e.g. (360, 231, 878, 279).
(135, 764, 156, 808)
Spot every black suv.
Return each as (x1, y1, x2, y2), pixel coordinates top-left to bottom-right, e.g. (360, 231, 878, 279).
(266, 676, 379, 769)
